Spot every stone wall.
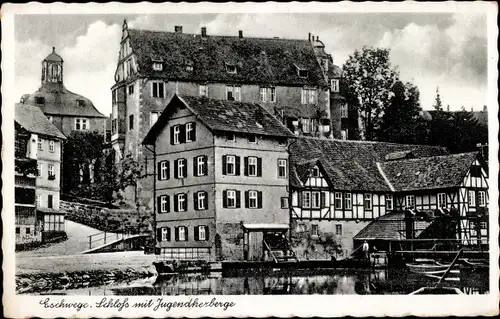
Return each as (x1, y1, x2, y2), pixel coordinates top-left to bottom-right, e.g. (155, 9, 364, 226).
(60, 200, 152, 233)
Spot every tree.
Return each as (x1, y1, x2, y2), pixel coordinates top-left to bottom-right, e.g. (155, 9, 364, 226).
(377, 81, 428, 144)
(342, 47, 399, 140)
(96, 154, 142, 204)
(433, 87, 443, 111)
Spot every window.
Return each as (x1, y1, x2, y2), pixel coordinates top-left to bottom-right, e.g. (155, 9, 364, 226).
(364, 194, 372, 210)
(386, 194, 393, 210)
(159, 195, 169, 213)
(150, 112, 159, 128)
(226, 85, 241, 101)
(437, 193, 447, 208)
(199, 84, 208, 97)
(335, 192, 342, 209)
(226, 132, 235, 141)
(247, 157, 258, 177)
(35, 96, 45, 104)
(344, 193, 352, 210)
(186, 122, 196, 142)
(278, 159, 287, 178)
(248, 134, 257, 143)
(176, 193, 187, 212)
(335, 224, 342, 236)
(195, 156, 207, 176)
(470, 165, 482, 177)
(331, 79, 340, 93)
(75, 118, 89, 131)
(259, 87, 276, 103)
(468, 190, 476, 207)
(340, 104, 348, 118)
(175, 159, 187, 179)
(161, 227, 170, 241)
(153, 62, 163, 71)
(127, 84, 134, 95)
(226, 190, 237, 208)
(77, 99, 85, 107)
(478, 191, 486, 207)
(224, 155, 237, 175)
(226, 64, 237, 74)
(301, 88, 316, 104)
(128, 115, 134, 130)
(312, 167, 320, 177)
(341, 130, 348, 140)
(406, 195, 415, 208)
(312, 191, 321, 209)
(37, 163, 43, 177)
(178, 226, 187, 241)
(195, 191, 207, 210)
(48, 164, 55, 179)
(186, 65, 193, 72)
(198, 226, 207, 241)
(47, 116, 53, 123)
(279, 139, 287, 146)
(281, 197, 289, 209)
(48, 195, 53, 209)
(112, 90, 117, 104)
(16, 227, 20, 234)
(311, 224, 319, 236)
(36, 195, 41, 207)
(159, 161, 169, 180)
(26, 227, 31, 234)
(152, 81, 165, 98)
(49, 140, 55, 153)
(38, 138, 43, 151)
(302, 192, 311, 208)
(298, 69, 309, 78)
(172, 125, 180, 145)
(248, 190, 258, 208)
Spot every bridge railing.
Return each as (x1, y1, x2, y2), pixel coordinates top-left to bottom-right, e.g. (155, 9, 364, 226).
(87, 231, 125, 250)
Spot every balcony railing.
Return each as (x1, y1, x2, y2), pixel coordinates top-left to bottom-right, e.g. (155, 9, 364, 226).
(15, 158, 37, 176)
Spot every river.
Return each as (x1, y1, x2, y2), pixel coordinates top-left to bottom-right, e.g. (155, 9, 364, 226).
(32, 268, 489, 296)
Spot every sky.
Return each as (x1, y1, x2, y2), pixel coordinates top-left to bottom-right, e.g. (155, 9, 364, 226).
(14, 12, 489, 116)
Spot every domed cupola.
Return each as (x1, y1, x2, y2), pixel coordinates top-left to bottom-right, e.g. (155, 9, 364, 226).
(42, 47, 64, 84)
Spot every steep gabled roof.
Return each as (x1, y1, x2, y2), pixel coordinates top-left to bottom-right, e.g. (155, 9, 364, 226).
(127, 28, 328, 87)
(15, 103, 66, 140)
(290, 137, 449, 192)
(143, 94, 295, 145)
(380, 152, 479, 192)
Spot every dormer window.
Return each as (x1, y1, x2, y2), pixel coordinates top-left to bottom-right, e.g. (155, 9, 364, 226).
(35, 96, 45, 105)
(186, 65, 193, 72)
(331, 79, 340, 93)
(226, 64, 237, 74)
(185, 60, 194, 72)
(152, 62, 163, 71)
(295, 65, 309, 78)
(76, 99, 85, 107)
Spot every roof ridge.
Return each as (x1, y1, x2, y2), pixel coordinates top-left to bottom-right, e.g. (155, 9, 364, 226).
(383, 151, 478, 163)
(376, 162, 395, 192)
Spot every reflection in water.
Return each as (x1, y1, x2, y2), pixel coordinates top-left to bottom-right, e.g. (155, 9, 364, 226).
(41, 268, 489, 296)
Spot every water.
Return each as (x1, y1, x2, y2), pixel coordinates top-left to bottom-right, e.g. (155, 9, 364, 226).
(35, 268, 489, 296)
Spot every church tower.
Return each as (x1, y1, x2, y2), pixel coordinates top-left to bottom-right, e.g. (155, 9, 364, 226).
(41, 47, 63, 84)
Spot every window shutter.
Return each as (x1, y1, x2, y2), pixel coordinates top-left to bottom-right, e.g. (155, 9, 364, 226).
(257, 158, 262, 177)
(194, 226, 199, 241)
(222, 155, 227, 175)
(165, 195, 170, 213)
(194, 193, 199, 210)
(244, 157, 249, 176)
(157, 228, 162, 242)
(205, 226, 210, 241)
(203, 156, 208, 175)
(170, 126, 174, 145)
(298, 192, 303, 207)
(204, 191, 209, 209)
(166, 227, 171, 241)
(258, 191, 263, 208)
(245, 191, 249, 208)
(157, 162, 162, 180)
(193, 157, 198, 177)
(174, 227, 179, 241)
(179, 125, 186, 143)
(192, 122, 196, 141)
(184, 195, 188, 211)
(321, 192, 326, 208)
(157, 196, 162, 213)
(236, 191, 241, 208)
(174, 160, 179, 179)
(235, 156, 241, 176)
(174, 195, 179, 212)
(183, 159, 188, 177)
(223, 190, 228, 208)
(165, 161, 170, 180)
(185, 227, 189, 241)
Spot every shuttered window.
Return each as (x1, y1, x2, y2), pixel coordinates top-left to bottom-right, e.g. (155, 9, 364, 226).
(158, 161, 169, 180)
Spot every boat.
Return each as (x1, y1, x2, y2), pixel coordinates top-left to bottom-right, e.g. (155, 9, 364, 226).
(409, 287, 464, 295)
(460, 258, 489, 269)
(406, 261, 451, 275)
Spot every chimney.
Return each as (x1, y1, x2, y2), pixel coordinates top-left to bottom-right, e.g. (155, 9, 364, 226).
(483, 105, 487, 112)
(317, 36, 320, 41)
(308, 33, 311, 41)
(175, 26, 183, 33)
(238, 30, 243, 38)
(446, 105, 450, 112)
(201, 27, 207, 38)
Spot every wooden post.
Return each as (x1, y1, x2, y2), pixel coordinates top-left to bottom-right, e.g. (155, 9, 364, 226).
(104, 232, 107, 245)
(88, 235, 92, 249)
(435, 248, 463, 288)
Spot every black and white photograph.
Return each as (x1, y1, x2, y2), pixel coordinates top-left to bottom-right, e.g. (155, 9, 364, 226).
(2, 2, 499, 317)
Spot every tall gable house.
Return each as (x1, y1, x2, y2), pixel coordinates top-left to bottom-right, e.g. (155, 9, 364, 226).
(110, 21, 345, 206)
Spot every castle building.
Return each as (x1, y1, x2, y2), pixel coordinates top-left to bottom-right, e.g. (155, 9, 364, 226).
(21, 47, 107, 137)
(15, 103, 67, 245)
(142, 95, 295, 261)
